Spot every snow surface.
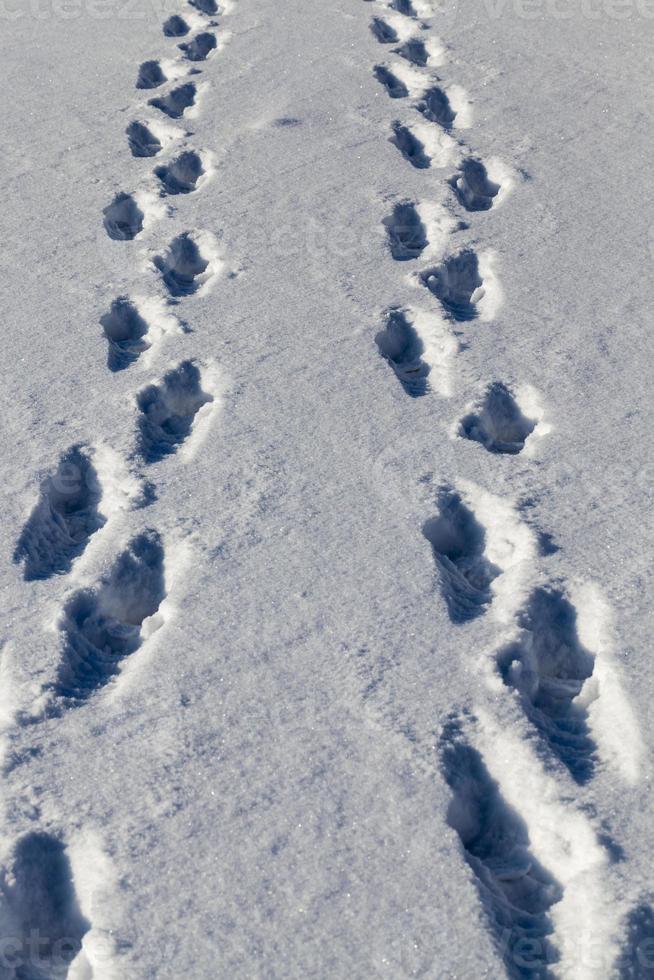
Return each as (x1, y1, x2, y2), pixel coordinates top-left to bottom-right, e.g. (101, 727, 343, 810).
(1, 0, 654, 976)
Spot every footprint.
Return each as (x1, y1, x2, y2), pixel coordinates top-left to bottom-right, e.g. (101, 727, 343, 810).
(390, 121, 430, 169)
(460, 383, 537, 454)
(154, 231, 218, 297)
(373, 64, 409, 98)
(136, 59, 167, 90)
(423, 490, 500, 623)
(136, 361, 213, 463)
(390, 0, 417, 14)
(102, 192, 144, 241)
(421, 250, 485, 321)
(417, 85, 456, 128)
(154, 149, 205, 195)
(2, 832, 90, 978)
(189, 0, 218, 13)
(383, 201, 427, 260)
(394, 38, 429, 65)
(163, 13, 190, 35)
(375, 308, 430, 396)
(126, 121, 162, 158)
(370, 16, 399, 43)
(497, 588, 597, 783)
(100, 296, 151, 371)
(614, 902, 654, 978)
(149, 81, 197, 119)
(14, 446, 105, 581)
(53, 531, 166, 704)
(451, 157, 501, 211)
(179, 31, 217, 61)
(440, 722, 562, 978)
(101, 296, 182, 373)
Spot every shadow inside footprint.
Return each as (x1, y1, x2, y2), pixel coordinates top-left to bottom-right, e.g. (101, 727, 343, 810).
(154, 232, 210, 297)
(370, 17, 399, 43)
(390, 122, 430, 169)
(136, 60, 167, 90)
(375, 308, 430, 396)
(54, 531, 166, 704)
(391, 0, 417, 14)
(497, 589, 597, 783)
(374, 65, 409, 99)
(136, 361, 213, 463)
(423, 490, 499, 623)
(13, 446, 105, 581)
(179, 31, 217, 62)
(421, 250, 484, 321)
(417, 85, 456, 128)
(460, 383, 536, 454)
(395, 38, 429, 66)
(126, 121, 162, 158)
(189, 0, 218, 12)
(155, 150, 204, 195)
(384, 201, 427, 260)
(614, 902, 654, 979)
(163, 13, 190, 35)
(3, 833, 90, 977)
(451, 158, 501, 211)
(101, 296, 151, 371)
(440, 721, 561, 978)
(103, 192, 144, 241)
(149, 82, 197, 119)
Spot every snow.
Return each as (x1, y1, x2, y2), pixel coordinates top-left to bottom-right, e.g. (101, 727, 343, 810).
(0, 0, 653, 976)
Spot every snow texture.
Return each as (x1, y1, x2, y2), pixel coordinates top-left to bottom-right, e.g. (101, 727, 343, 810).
(0, 0, 653, 976)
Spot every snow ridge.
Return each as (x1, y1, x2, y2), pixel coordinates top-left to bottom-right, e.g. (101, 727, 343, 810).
(5, 0, 235, 974)
(365, 0, 643, 976)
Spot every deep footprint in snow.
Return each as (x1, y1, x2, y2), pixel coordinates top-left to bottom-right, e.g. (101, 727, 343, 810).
(163, 13, 190, 35)
(154, 232, 212, 296)
(13, 446, 105, 581)
(497, 588, 597, 783)
(451, 157, 501, 211)
(395, 38, 430, 66)
(126, 121, 162, 158)
(423, 490, 500, 623)
(374, 65, 409, 99)
(179, 31, 217, 61)
(53, 530, 166, 704)
(103, 192, 144, 241)
(375, 308, 430, 396)
(440, 721, 561, 979)
(149, 82, 197, 119)
(136, 59, 167, 90)
(383, 201, 427, 260)
(421, 250, 484, 321)
(101, 296, 151, 371)
(460, 383, 536, 454)
(614, 902, 654, 978)
(155, 150, 204, 195)
(136, 361, 213, 463)
(390, 122, 430, 169)
(2, 832, 90, 979)
(189, 0, 218, 13)
(370, 17, 399, 43)
(417, 85, 456, 128)
(391, 0, 417, 14)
